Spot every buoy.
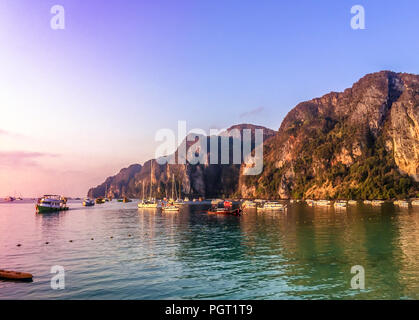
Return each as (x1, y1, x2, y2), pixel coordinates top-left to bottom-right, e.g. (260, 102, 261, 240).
(69, 240, 73, 243)
(91, 238, 94, 240)
(45, 242, 49, 245)
(128, 234, 131, 237)
(17, 244, 21, 247)
(110, 236, 113, 239)
(0, 269, 33, 281)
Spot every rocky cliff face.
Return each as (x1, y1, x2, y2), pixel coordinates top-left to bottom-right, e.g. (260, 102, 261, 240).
(240, 71, 419, 200)
(89, 71, 419, 200)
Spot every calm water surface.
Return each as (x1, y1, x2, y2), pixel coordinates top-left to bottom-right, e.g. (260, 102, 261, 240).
(0, 200, 418, 299)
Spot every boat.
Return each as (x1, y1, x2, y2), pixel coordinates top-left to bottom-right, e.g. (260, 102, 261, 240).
(363, 200, 372, 205)
(162, 174, 180, 212)
(82, 198, 95, 206)
(162, 201, 180, 212)
(95, 197, 105, 204)
(257, 201, 287, 211)
(174, 199, 185, 206)
(123, 197, 132, 203)
(4, 196, 15, 202)
(138, 162, 162, 209)
(334, 200, 347, 209)
(36, 195, 69, 213)
(305, 199, 314, 206)
(348, 200, 358, 205)
(242, 200, 257, 209)
(138, 199, 161, 208)
(395, 200, 409, 208)
(184, 197, 190, 202)
(0, 269, 33, 281)
(315, 200, 332, 207)
(208, 200, 242, 216)
(411, 200, 419, 206)
(371, 200, 385, 206)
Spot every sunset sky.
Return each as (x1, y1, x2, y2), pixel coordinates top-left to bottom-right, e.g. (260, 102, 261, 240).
(1, 0, 419, 197)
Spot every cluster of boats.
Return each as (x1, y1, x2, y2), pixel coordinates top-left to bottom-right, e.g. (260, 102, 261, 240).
(3, 196, 23, 202)
(31, 191, 419, 215)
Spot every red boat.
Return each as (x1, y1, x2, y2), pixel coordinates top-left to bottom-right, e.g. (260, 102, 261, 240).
(207, 201, 242, 216)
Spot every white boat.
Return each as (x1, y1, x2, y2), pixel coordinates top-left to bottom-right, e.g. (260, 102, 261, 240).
(138, 162, 162, 209)
(138, 199, 161, 208)
(82, 198, 95, 206)
(315, 200, 332, 206)
(348, 200, 357, 205)
(174, 199, 185, 206)
(334, 201, 347, 209)
(371, 200, 385, 206)
(396, 200, 409, 208)
(162, 174, 180, 212)
(305, 199, 314, 206)
(242, 200, 257, 209)
(411, 200, 419, 206)
(36, 195, 68, 213)
(363, 200, 372, 205)
(257, 201, 286, 211)
(184, 197, 190, 202)
(162, 203, 180, 212)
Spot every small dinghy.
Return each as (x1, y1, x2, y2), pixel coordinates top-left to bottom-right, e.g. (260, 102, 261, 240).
(0, 269, 33, 281)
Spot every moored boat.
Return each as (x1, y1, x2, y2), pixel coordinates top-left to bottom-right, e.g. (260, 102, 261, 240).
(208, 200, 242, 216)
(334, 200, 347, 209)
(162, 201, 180, 212)
(395, 200, 409, 208)
(371, 200, 385, 206)
(411, 200, 419, 206)
(242, 200, 257, 209)
(257, 201, 287, 211)
(95, 197, 105, 204)
(315, 200, 332, 207)
(363, 200, 372, 205)
(4, 196, 15, 202)
(348, 200, 358, 205)
(83, 198, 95, 206)
(138, 199, 161, 208)
(36, 195, 69, 213)
(0, 269, 33, 281)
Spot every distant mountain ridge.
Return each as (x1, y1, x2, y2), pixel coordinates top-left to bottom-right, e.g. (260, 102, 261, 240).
(89, 71, 419, 200)
(88, 124, 276, 199)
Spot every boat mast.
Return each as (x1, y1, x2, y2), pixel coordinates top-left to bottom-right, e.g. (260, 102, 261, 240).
(149, 161, 153, 200)
(172, 174, 175, 200)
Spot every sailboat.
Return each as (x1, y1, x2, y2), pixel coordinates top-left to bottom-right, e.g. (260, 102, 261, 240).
(162, 174, 180, 212)
(138, 161, 161, 209)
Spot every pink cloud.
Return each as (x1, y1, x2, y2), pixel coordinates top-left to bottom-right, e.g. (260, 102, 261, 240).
(0, 151, 59, 167)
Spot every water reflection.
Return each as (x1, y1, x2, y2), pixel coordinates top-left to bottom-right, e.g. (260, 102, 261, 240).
(0, 201, 418, 299)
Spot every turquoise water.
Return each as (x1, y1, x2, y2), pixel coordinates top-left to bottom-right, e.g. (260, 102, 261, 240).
(0, 200, 418, 299)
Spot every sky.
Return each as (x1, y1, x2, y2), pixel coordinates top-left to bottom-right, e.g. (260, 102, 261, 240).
(1, 0, 419, 197)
